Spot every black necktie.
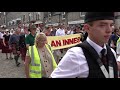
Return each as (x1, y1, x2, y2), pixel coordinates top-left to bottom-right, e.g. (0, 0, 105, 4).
(101, 49, 108, 71)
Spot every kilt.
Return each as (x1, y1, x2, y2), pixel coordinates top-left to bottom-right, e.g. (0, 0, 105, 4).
(11, 43, 19, 55)
(2, 41, 12, 53)
(0, 39, 3, 49)
(20, 47, 27, 61)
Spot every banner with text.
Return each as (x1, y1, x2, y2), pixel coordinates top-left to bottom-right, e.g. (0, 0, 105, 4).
(47, 34, 81, 50)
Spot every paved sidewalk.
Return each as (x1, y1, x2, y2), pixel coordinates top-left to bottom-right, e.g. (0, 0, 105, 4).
(0, 48, 67, 78)
(0, 50, 26, 78)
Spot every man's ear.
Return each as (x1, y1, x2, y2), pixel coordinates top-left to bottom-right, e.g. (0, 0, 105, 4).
(83, 24, 90, 32)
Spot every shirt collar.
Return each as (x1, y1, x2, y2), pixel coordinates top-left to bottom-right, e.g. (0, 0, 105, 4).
(86, 37, 107, 57)
(30, 33, 36, 37)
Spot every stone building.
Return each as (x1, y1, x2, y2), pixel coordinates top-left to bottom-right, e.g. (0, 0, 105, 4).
(44, 12, 85, 26)
(115, 12, 120, 28)
(0, 12, 85, 29)
(6, 12, 44, 29)
(1, 12, 120, 29)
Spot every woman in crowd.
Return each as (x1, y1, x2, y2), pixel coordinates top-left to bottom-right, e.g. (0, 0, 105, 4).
(19, 29, 27, 62)
(25, 32, 57, 78)
(2, 29, 13, 59)
(0, 31, 4, 50)
(9, 28, 21, 67)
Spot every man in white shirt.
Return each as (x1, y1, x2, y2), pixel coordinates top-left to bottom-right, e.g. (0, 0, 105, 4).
(36, 27, 41, 35)
(0, 31, 3, 39)
(54, 24, 66, 64)
(56, 24, 65, 36)
(50, 12, 118, 78)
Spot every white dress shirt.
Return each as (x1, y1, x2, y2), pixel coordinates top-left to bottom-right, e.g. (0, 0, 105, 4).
(116, 39, 120, 55)
(55, 28, 65, 36)
(0, 32, 3, 39)
(117, 56, 120, 62)
(50, 37, 117, 78)
(67, 30, 74, 35)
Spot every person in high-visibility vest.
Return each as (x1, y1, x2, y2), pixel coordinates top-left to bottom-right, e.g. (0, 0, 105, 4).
(116, 37, 120, 56)
(25, 32, 57, 78)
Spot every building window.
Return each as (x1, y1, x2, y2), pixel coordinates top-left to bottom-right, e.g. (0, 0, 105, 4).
(12, 20, 16, 25)
(8, 22, 9, 26)
(16, 20, 20, 25)
(80, 12, 86, 17)
(62, 12, 65, 20)
(9, 22, 11, 26)
(28, 13, 31, 22)
(3, 12, 6, 15)
(38, 12, 41, 20)
(23, 15, 26, 22)
(4, 17, 6, 24)
(16, 18, 21, 25)
(48, 12, 51, 22)
(36, 12, 40, 20)
(10, 21, 12, 26)
(36, 13, 38, 20)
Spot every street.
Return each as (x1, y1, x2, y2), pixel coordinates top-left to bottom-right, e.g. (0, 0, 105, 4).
(0, 48, 67, 78)
(0, 50, 26, 78)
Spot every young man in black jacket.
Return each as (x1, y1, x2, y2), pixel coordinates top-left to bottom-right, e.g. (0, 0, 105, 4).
(51, 12, 118, 78)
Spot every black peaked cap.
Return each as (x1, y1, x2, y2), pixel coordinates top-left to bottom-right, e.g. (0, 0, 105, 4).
(85, 12, 114, 23)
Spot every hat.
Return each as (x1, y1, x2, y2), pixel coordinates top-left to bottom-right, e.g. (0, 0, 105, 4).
(5, 29, 9, 32)
(85, 12, 114, 23)
(21, 29, 24, 33)
(29, 24, 36, 30)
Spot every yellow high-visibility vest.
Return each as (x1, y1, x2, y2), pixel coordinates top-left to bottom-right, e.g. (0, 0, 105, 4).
(117, 38, 120, 47)
(28, 44, 57, 78)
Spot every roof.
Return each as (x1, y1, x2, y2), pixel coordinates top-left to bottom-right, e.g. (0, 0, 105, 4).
(68, 20, 84, 24)
(34, 21, 43, 24)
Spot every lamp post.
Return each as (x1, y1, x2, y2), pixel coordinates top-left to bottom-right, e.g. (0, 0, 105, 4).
(4, 12, 6, 27)
(3, 12, 5, 24)
(29, 13, 31, 23)
(65, 12, 68, 26)
(59, 14, 60, 24)
(33, 12, 35, 21)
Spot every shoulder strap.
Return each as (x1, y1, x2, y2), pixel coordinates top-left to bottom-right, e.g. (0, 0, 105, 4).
(47, 44, 52, 52)
(31, 46, 35, 65)
(106, 45, 116, 66)
(76, 41, 100, 60)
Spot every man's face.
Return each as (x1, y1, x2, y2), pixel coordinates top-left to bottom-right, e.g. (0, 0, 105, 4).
(16, 29, 21, 34)
(46, 28, 51, 36)
(116, 29, 120, 35)
(85, 20, 114, 46)
(31, 28, 36, 34)
(6, 31, 9, 34)
(76, 27, 81, 33)
(37, 37, 47, 47)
